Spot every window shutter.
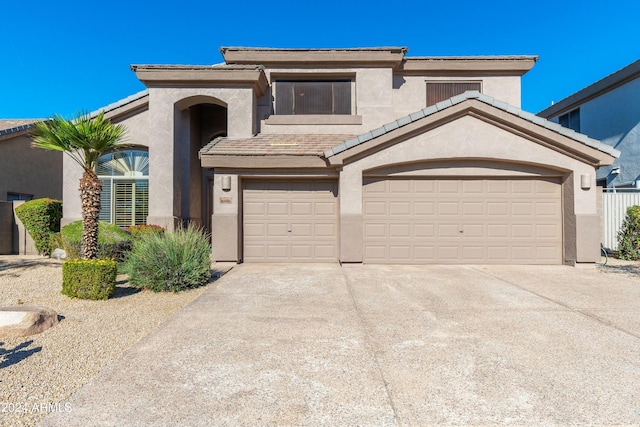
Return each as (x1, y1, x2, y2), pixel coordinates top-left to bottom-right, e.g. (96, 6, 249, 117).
(426, 82, 482, 106)
(114, 181, 133, 227)
(275, 80, 352, 115)
(134, 180, 149, 225)
(99, 179, 112, 223)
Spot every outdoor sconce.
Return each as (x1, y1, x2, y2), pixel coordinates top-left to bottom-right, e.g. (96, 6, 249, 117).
(580, 174, 592, 190)
(221, 176, 232, 191)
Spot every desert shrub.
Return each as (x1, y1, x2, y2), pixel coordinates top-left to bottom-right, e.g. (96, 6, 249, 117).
(124, 224, 211, 292)
(62, 258, 117, 300)
(618, 205, 640, 260)
(125, 224, 165, 239)
(14, 198, 62, 256)
(61, 221, 132, 261)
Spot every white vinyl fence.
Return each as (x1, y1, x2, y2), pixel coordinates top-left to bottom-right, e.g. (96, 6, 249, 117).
(602, 192, 640, 251)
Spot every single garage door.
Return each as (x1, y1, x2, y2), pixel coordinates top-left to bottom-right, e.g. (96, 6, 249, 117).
(363, 178, 562, 264)
(243, 180, 338, 262)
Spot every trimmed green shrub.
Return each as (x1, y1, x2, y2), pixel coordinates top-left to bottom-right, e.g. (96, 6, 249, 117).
(62, 258, 117, 300)
(125, 224, 165, 239)
(14, 198, 62, 256)
(61, 221, 132, 261)
(618, 205, 640, 260)
(124, 224, 211, 292)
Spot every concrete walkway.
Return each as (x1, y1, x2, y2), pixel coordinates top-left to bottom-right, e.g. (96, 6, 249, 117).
(41, 263, 640, 426)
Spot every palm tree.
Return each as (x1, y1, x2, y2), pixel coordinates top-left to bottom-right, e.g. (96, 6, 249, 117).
(32, 111, 128, 259)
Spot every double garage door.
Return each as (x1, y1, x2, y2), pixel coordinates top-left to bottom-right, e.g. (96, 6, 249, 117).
(242, 178, 562, 264)
(363, 177, 562, 264)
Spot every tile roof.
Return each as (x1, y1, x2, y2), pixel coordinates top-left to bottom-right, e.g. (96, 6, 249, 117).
(0, 119, 41, 136)
(89, 90, 148, 118)
(324, 91, 620, 158)
(200, 134, 356, 157)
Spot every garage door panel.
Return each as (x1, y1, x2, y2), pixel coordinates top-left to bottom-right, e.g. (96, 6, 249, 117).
(363, 178, 562, 264)
(438, 224, 460, 237)
(438, 202, 459, 215)
(364, 201, 386, 215)
(390, 201, 411, 215)
(415, 224, 435, 237)
(364, 223, 386, 238)
(315, 202, 336, 215)
(265, 223, 288, 236)
(243, 180, 338, 263)
(389, 224, 411, 237)
(389, 180, 411, 193)
(267, 202, 288, 215)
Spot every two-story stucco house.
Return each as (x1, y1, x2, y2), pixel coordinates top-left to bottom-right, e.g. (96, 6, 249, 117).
(60, 46, 618, 266)
(538, 59, 640, 190)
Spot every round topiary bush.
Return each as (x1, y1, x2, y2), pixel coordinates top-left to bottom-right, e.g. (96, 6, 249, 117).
(124, 224, 211, 292)
(14, 198, 62, 256)
(61, 221, 132, 261)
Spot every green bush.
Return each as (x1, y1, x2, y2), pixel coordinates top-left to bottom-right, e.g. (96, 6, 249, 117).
(124, 224, 211, 292)
(62, 259, 117, 300)
(618, 205, 640, 260)
(61, 221, 132, 261)
(14, 198, 62, 256)
(125, 224, 165, 239)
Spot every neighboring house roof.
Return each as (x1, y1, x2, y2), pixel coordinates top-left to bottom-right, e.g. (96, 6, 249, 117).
(324, 91, 620, 160)
(90, 90, 148, 118)
(201, 134, 356, 157)
(538, 59, 640, 118)
(0, 119, 41, 137)
(0, 90, 148, 139)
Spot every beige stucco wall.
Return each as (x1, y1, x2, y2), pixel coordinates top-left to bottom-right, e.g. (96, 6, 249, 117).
(338, 115, 598, 264)
(259, 68, 522, 135)
(146, 87, 255, 228)
(0, 133, 62, 202)
(392, 75, 521, 118)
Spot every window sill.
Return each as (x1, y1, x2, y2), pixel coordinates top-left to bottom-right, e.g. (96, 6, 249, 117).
(264, 115, 363, 125)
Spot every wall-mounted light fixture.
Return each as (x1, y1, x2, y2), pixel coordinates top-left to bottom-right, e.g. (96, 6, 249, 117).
(221, 176, 232, 191)
(580, 174, 592, 190)
(611, 166, 621, 175)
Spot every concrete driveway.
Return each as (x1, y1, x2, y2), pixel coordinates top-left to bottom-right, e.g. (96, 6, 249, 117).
(42, 263, 640, 426)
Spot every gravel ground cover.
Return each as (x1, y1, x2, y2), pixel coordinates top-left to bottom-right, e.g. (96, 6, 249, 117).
(0, 256, 210, 427)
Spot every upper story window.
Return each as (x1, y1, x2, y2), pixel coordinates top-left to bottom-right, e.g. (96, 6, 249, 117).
(558, 108, 580, 133)
(275, 80, 352, 115)
(426, 81, 482, 106)
(97, 149, 149, 227)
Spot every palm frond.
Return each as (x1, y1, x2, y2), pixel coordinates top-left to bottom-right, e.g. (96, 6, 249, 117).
(31, 111, 129, 171)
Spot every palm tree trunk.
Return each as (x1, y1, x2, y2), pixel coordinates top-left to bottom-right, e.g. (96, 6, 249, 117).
(79, 170, 102, 259)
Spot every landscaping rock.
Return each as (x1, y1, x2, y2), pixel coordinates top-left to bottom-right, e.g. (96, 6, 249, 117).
(51, 248, 67, 259)
(0, 306, 58, 337)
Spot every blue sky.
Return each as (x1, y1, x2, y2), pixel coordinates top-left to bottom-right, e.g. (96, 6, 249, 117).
(1, 0, 638, 118)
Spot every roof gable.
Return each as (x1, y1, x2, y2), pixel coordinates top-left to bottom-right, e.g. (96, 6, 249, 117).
(324, 91, 619, 167)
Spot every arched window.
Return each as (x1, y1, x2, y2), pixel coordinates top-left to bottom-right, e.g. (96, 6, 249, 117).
(97, 149, 149, 227)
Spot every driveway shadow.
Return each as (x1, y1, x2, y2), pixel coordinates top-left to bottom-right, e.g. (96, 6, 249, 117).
(598, 264, 640, 275)
(0, 340, 42, 369)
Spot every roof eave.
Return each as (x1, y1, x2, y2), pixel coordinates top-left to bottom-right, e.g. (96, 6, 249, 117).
(220, 47, 408, 69)
(131, 66, 269, 96)
(400, 56, 538, 76)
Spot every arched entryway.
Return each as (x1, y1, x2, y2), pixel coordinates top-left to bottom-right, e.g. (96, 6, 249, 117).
(173, 96, 227, 234)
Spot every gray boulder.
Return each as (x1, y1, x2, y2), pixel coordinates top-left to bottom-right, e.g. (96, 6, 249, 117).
(50, 248, 66, 259)
(0, 306, 59, 338)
